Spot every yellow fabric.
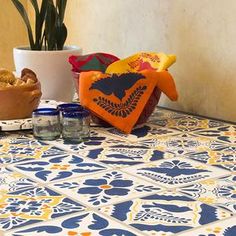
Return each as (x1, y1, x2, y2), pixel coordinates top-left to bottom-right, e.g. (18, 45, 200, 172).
(106, 52, 176, 73)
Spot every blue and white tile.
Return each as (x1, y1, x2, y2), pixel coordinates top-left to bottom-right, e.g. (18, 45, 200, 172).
(100, 191, 232, 236)
(136, 133, 228, 156)
(0, 186, 86, 232)
(45, 129, 127, 153)
(178, 174, 236, 213)
(80, 144, 174, 168)
(50, 170, 163, 207)
(0, 167, 36, 193)
(0, 138, 67, 164)
(177, 216, 236, 236)
(149, 114, 227, 132)
(123, 157, 230, 188)
(6, 211, 141, 236)
(99, 124, 181, 142)
(11, 154, 108, 183)
(186, 146, 236, 172)
(193, 125, 236, 145)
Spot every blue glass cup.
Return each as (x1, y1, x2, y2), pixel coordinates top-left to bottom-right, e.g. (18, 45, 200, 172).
(32, 108, 60, 140)
(61, 109, 90, 143)
(57, 103, 83, 124)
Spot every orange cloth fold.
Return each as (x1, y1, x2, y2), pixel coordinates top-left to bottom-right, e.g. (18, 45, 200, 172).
(78, 70, 178, 133)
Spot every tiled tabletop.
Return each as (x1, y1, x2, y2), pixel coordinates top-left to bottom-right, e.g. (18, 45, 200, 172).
(0, 107, 235, 236)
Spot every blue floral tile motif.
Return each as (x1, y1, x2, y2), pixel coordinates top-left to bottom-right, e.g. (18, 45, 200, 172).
(193, 125, 236, 144)
(123, 158, 229, 188)
(100, 191, 232, 236)
(99, 124, 181, 142)
(12, 154, 108, 183)
(51, 171, 162, 207)
(178, 174, 236, 213)
(0, 187, 86, 231)
(177, 216, 236, 236)
(0, 139, 67, 164)
(7, 211, 140, 236)
(81, 144, 173, 167)
(0, 167, 36, 192)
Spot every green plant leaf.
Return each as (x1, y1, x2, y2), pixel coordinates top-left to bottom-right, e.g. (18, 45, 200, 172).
(12, 0, 68, 51)
(44, 0, 57, 50)
(11, 0, 35, 49)
(55, 22, 67, 50)
(56, 0, 67, 24)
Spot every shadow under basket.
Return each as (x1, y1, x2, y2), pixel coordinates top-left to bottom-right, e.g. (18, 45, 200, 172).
(72, 71, 161, 127)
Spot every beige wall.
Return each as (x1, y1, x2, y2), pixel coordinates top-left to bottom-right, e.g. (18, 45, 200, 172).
(0, 0, 28, 70)
(1, 0, 235, 122)
(65, 0, 236, 122)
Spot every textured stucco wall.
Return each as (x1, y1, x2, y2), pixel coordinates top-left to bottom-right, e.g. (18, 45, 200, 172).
(0, 0, 28, 70)
(65, 0, 236, 122)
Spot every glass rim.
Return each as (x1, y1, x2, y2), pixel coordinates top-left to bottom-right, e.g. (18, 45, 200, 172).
(33, 108, 59, 116)
(62, 109, 90, 118)
(57, 103, 83, 111)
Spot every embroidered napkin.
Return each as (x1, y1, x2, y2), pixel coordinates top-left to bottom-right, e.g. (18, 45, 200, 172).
(69, 52, 119, 73)
(106, 52, 176, 73)
(79, 70, 177, 133)
(78, 52, 178, 133)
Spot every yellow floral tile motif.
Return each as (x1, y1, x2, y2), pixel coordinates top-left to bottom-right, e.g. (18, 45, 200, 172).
(0, 138, 66, 164)
(0, 187, 85, 232)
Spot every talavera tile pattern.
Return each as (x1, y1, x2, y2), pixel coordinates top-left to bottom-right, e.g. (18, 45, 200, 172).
(50, 170, 163, 207)
(178, 174, 236, 213)
(80, 144, 174, 167)
(1, 106, 235, 235)
(176, 216, 236, 236)
(11, 154, 108, 183)
(0, 138, 66, 164)
(123, 157, 230, 188)
(99, 191, 232, 236)
(6, 211, 140, 236)
(0, 167, 36, 192)
(0, 187, 86, 231)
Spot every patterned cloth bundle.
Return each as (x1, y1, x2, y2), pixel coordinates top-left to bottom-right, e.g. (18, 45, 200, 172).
(69, 52, 178, 133)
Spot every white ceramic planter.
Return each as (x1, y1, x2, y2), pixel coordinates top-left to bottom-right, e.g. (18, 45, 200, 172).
(13, 45, 82, 102)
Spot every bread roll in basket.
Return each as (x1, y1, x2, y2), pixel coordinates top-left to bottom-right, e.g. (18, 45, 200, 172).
(0, 68, 42, 120)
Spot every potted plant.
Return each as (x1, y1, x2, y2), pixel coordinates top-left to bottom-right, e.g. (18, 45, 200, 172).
(12, 0, 82, 101)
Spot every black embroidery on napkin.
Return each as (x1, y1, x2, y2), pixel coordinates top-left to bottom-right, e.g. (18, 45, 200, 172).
(93, 86, 147, 118)
(89, 73, 145, 100)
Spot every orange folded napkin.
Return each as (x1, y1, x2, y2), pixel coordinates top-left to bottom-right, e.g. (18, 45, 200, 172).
(78, 70, 178, 133)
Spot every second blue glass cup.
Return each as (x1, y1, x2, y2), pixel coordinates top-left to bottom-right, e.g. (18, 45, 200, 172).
(61, 108, 90, 143)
